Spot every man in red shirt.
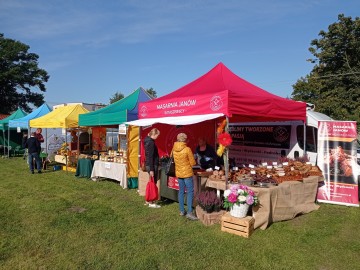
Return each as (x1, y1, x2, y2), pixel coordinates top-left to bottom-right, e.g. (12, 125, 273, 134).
(35, 128, 44, 143)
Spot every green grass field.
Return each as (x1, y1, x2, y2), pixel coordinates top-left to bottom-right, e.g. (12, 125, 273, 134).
(1, 157, 359, 270)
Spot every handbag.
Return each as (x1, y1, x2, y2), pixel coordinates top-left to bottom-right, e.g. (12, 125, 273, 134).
(165, 152, 176, 177)
(145, 176, 159, 202)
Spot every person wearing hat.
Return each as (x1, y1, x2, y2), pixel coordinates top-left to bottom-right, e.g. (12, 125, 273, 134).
(172, 132, 198, 220)
(24, 132, 42, 174)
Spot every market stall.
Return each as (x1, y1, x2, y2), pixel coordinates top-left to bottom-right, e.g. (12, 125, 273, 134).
(126, 63, 307, 204)
(0, 108, 27, 157)
(8, 103, 52, 152)
(78, 87, 152, 188)
(30, 104, 89, 168)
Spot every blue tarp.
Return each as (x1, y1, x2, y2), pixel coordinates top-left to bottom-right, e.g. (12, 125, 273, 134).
(9, 103, 52, 128)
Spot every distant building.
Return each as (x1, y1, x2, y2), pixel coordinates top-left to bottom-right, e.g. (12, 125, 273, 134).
(53, 102, 105, 111)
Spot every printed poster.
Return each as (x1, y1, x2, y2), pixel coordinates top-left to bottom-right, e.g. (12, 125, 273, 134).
(317, 121, 359, 206)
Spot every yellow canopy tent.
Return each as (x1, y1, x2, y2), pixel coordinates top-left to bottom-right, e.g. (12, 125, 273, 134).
(30, 104, 89, 128)
(29, 105, 90, 170)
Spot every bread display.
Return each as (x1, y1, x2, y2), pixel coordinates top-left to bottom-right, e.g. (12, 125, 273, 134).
(207, 160, 323, 185)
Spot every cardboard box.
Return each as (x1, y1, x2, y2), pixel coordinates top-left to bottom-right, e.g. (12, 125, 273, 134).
(196, 206, 225, 226)
(221, 212, 254, 238)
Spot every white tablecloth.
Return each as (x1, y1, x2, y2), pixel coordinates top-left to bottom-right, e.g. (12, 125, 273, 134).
(91, 160, 127, 189)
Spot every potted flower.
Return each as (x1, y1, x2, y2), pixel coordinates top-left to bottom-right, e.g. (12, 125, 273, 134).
(197, 190, 223, 213)
(223, 184, 259, 218)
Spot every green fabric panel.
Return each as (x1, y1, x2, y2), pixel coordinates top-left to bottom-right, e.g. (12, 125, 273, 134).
(127, 177, 138, 189)
(79, 110, 128, 126)
(75, 159, 95, 178)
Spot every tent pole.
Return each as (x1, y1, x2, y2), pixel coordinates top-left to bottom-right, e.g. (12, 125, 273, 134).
(224, 116, 229, 190)
(303, 122, 307, 159)
(2, 130, 5, 156)
(7, 126, 10, 158)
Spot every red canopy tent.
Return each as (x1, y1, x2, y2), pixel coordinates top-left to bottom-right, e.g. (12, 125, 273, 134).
(135, 62, 306, 124)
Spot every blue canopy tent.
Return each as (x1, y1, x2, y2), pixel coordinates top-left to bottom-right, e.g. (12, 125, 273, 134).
(8, 103, 52, 155)
(9, 103, 52, 129)
(0, 108, 27, 156)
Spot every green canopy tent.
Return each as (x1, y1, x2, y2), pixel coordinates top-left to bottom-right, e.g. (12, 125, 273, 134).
(0, 108, 27, 156)
(79, 87, 152, 127)
(78, 87, 153, 188)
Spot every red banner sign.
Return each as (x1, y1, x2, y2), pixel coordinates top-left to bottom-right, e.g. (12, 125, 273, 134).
(317, 121, 359, 206)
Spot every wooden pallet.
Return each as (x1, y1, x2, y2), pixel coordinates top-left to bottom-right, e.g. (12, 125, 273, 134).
(221, 212, 254, 238)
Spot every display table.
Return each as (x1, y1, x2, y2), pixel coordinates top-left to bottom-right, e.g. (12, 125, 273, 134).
(54, 154, 67, 164)
(91, 160, 127, 189)
(205, 176, 322, 230)
(75, 158, 95, 178)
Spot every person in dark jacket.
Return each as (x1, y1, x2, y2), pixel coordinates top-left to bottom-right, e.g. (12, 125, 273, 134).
(144, 128, 160, 208)
(195, 137, 217, 169)
(24, 132, 42, 174)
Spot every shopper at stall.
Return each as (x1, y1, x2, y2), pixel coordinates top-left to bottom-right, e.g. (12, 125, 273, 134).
(172, 133, 198, 220)
(144, 128, 161, 208)
(35, 128, 44, 144)
(195, 137, 217, 169)
(22, 133, 28, 160)
(24, 132, 42, 174)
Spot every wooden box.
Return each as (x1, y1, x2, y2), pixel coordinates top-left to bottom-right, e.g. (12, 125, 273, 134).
(221, 212, 254, 238)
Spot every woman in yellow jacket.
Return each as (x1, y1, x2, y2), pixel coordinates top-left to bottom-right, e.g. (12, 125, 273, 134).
(172, 133, 198, 220)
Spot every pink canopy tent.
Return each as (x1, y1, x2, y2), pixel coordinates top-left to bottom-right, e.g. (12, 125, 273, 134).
(136, 62, 306, 123)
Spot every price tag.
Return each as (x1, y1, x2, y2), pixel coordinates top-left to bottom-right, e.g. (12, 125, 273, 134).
(272, 162, 278, 166)
(306, 162, 311, 165)
(283, 162, 289, 166)
(262, 162, 268, 166)
(233, 167, 238, 171)
(214, 166, 220, 170)
(250, 170, 256, 175)
(267, 165, 273, 169)
(249, 164, 255, 168)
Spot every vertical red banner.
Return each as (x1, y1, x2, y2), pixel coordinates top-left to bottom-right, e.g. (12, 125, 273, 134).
(317, 121, 359, 206)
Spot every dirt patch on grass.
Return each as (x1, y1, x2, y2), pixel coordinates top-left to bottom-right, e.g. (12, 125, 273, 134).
(68, 206, 87, 213)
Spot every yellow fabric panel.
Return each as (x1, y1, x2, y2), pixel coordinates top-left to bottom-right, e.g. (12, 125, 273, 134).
(127, 125, 139, 178)
(30, 105, 89, 128)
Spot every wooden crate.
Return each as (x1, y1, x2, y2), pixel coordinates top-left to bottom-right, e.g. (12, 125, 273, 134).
(221, 212, 254, 238)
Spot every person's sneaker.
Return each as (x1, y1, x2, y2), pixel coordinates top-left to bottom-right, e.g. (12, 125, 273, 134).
(179, 211, 187, 216)
(186, 213, 198, 221)
(148, 203, 161, 208)
(31, 171, 34, 174)
(38, 171, 42, 174)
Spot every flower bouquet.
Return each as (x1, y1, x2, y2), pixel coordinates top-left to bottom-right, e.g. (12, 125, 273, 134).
(223, 184, 259, 218)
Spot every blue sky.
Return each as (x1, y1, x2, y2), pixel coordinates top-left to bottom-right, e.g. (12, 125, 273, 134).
(1, 0, 359, 108)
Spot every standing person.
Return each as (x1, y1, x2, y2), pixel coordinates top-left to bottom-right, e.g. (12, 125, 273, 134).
(35, 128, 44, 144)
(24, 132, 42, 174)
(22, 133, 28, 160)
(144, 128, 161, 208)
(195, 137, 217, 169)
(172, 133, 198, 220)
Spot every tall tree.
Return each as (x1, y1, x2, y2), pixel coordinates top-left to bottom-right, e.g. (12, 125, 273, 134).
(109, 92, 124, 104)
(146, 87, 157, 98)
(0, 33, 49, 114)
(292, 14, 360, 129)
